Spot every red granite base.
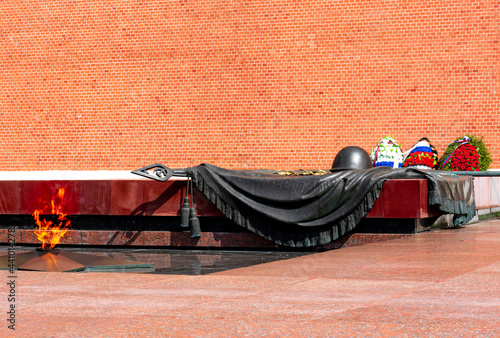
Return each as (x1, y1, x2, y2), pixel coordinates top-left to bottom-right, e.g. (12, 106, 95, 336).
(0, 178, 441, 219)
(0, 178, 440, 251)
(6, 229, 409, 250)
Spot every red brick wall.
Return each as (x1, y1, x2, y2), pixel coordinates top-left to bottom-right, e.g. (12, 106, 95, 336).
(0, 1, 498, 170)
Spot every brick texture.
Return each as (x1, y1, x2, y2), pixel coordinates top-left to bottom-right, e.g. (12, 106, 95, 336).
(0, 1, 498, 170)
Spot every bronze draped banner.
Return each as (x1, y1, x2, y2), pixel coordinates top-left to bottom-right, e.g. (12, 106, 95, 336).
(187, 164, 476, 247)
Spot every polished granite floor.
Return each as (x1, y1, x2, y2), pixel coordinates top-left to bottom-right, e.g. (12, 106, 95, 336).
(0, 246, 312, 275)
(1, 219, 498, 337)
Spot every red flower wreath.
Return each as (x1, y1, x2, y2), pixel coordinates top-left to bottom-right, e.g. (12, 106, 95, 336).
(403, 153, 437, 168)
(449, 144, 481, 171)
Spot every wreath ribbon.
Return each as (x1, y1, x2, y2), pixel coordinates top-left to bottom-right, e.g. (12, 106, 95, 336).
(372, 144, 380, 166)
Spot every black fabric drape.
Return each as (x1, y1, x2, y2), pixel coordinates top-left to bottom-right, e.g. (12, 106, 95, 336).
(187, 164, 475, 247)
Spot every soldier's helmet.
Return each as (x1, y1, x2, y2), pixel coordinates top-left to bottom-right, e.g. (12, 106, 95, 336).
(331, 146, 373, 170)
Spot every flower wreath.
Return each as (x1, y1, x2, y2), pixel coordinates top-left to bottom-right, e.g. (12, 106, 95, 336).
(438, 134, 492, 171)
(403, 137, 438, 169)
(370, 136, 404, 168)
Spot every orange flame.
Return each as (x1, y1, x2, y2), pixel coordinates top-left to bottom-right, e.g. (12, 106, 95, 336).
(32, 188, 71, 250)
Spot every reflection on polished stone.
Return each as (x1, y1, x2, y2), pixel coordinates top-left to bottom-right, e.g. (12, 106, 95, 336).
(0, 247, 311, 275)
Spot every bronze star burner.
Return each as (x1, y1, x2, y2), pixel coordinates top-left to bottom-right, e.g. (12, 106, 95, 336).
(0, 248, 154, 272)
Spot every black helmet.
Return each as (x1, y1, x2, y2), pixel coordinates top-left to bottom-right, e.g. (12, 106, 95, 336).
(331, 146, 372, 170)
